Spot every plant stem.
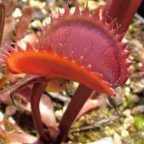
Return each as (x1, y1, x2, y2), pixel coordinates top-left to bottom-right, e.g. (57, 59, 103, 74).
(0, 3, 5, 46)
(104, 0, 142, 33)
(31, 79, 51, 143)
(54, 85, 93, 143)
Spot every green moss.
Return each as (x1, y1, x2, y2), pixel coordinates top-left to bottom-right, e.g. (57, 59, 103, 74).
(134, 115, 144, 130)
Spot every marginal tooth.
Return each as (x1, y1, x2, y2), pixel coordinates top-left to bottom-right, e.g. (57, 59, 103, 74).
(57, 7, 62, 17)
(126, 59, 132, 66)
(64, 4, 70, 16)
(107, 22, 114, 31)
(111, 28, 117, 35)
(117, 42, 123, 49)
(116, 34, 124, 41)
(41, 26, 48, 36)
(111, 18, 117, 28)
(94, 72, 103, 78)
(92, 72, 111, 88)
(109, 88, 116, 96)
(82, 7, 90, 16)
(43, 17, 51, 26)
(49, 14, 54, 23)
(120, 49, 129, 59)
(125, 46, 129, 52)
(52, 14, 59, 21)
(122, 43, 127, 49)
(126, 63, 131, 67)
(0, 59, 4, 64)
(3, 50, 9, 55)
(0, 57, 4, 60)
(3, 47, 12, 54)
(99, 80, 115, 96)
(117, 43, 126, 52)
(98, 7, 103, 21)
(93, 13, 99, 21)
(0, 56, 4, 61)
(115, 23, 121, 32)
(124, 49, 129, 56)
(87, 64, 92, 69)
(0, 54, 6, 59)
(9, 47, 16, 53)
(102, 79, 113, 88)
(103, 80, 112, 87)
(73, 5, 80, 16)
(126, 59, 131, 64)
(64, 56, 68, 60)
(27, 43, 34, 51)
(80, 55, 84, 60)
(15, 46, 19, 52)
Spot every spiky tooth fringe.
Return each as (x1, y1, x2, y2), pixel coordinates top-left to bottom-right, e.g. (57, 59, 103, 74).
(63, 4, 70, 16)
(73, 5, 80, 16)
